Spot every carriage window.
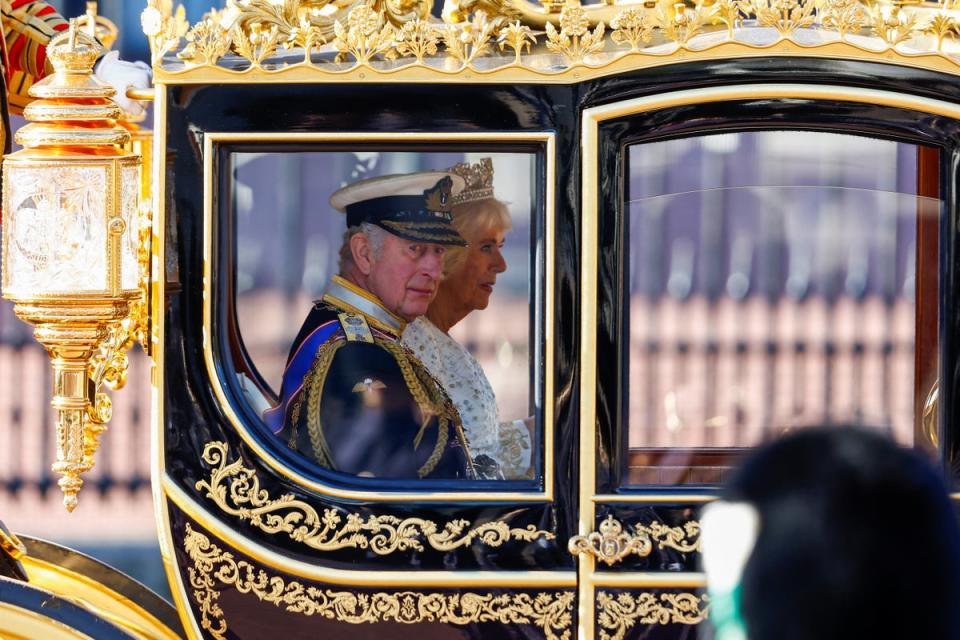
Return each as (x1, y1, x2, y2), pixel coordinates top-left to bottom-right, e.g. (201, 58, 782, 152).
(228, 150, 540, 483)
(623, 131, 940, 485)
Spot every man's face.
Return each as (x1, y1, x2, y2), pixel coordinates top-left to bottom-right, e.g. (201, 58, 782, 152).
(366, 232, 446, 320)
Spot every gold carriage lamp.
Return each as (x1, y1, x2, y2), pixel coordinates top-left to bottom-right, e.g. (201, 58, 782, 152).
(1, 22, 147, 512)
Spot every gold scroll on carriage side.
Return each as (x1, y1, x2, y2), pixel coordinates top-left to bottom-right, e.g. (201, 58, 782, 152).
(183, 523, 575, 640)
(194, 441, 556, 554)
(143, 0, 960, 82)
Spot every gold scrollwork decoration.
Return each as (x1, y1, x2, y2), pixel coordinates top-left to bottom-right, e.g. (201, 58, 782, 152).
(568, 515, 653, 566)
(183, 524, 575, 640)
(637, 520, 701, 554)
(596, 591, 709, 640)
(196, 441, 555, 554)
(569, 516, 701, 565)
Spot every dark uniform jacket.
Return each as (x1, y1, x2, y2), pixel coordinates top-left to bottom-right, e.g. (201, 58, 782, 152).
(265, 276, 474, 480)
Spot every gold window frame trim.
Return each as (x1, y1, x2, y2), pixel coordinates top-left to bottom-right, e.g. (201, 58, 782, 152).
(154, 39, 960, 86)
(150, 82, 208, 640)
(201, 130, 556, 502)
(578, 82, 960, 635)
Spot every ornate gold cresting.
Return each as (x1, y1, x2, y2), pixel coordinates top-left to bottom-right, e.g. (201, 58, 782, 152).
(1, 24, 148, 511)
(183, 523, 575, 640)
(568, 515, 700, 566)
(196, 442, 555, 553)
(143, 0, 960, 79)
(596, 591, 709, 640)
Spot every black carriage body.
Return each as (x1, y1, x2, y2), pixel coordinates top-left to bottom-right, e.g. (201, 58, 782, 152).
(157, 56, 960, 639)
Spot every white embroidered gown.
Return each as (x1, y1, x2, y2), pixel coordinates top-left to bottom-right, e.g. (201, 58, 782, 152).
(402, 317, 532, 479)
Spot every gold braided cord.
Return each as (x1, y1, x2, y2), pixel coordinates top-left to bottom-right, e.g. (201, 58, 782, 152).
(304, 338, 347, 469)
(394, 337, 478, 477)
(377, 336, 455, 477)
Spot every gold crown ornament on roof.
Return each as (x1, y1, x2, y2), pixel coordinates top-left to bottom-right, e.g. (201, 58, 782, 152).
(448, 157, 495, 206)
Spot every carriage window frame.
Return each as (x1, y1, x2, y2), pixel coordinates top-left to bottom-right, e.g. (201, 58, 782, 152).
(202, 132, 557, 502)
(584, 103, 953, 497)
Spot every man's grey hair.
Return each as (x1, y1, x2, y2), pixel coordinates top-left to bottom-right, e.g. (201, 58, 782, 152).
(338, 223, 388, 275)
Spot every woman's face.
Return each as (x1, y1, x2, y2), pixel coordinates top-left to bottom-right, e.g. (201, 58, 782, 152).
(443, 226, 508, 311)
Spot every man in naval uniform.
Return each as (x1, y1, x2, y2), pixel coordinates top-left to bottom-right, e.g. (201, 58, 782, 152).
(265, 172, 477, 480)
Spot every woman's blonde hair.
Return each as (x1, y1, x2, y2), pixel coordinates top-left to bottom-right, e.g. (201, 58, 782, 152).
(444, 198, 512, 275)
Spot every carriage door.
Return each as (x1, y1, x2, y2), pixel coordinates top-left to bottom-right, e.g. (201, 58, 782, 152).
(575, 88, 946, 639)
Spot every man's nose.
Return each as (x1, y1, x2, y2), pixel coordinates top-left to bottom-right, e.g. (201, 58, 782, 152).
(421, 251, 444, 278)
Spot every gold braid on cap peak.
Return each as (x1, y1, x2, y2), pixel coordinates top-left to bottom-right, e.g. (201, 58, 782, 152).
(448, 158, 495, 206)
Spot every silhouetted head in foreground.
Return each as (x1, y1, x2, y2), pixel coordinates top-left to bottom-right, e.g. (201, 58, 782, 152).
(702, 427, 960, 640)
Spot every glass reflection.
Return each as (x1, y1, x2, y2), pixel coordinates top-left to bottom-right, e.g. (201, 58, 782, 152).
(231, 151, 537, 481)
(624, 132, 939, 485)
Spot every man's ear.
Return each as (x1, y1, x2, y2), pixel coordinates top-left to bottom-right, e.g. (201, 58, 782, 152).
(350, 232, 374, 276)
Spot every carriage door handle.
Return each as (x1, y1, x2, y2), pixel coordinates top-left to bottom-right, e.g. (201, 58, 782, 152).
(568, 515, 653, 566)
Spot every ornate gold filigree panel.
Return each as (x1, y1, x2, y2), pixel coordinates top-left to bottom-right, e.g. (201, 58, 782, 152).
(183, 523, 575, 640)
(196, 441, 555, 554)
(596, 591, 709, 640)
(145, 0, 960, 81)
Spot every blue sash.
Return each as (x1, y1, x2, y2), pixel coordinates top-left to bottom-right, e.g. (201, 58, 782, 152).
(263, 320, 341, 434)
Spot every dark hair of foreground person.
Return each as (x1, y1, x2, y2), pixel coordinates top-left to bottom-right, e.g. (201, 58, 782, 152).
(721, 427, 960, 640)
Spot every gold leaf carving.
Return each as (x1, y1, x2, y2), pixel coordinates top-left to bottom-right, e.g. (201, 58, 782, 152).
(611, 8, 655, 51)
(713, 0, 742, 39)
(871, 5, 918, 46)
(333, 6, 397, 65)
(748, 0, 815, 37)
(284, 13, 330, 62)
(231, 23, 281, 67)
(395, 19, 441, 62)
(497, 20, 537, 64)
(179, 15, 232, 65)
(596, 591, 709, 640)
(183, 524, 575, 640)
(196, 441, 555, 554)
(545, 6, 606, 63)
(141, 0, 190, 65)
(655, 2, 705, 46)
(924, 12, 958, 51)
(820, 0, 866, 39)
(443, 10, 497, 67)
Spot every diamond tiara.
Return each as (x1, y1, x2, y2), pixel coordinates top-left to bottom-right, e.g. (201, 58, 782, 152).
(447, 157, 495, 206)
